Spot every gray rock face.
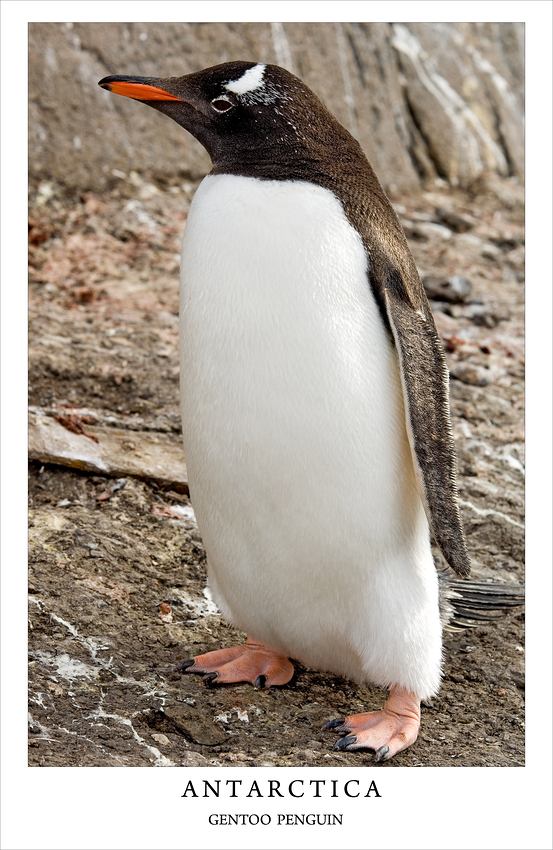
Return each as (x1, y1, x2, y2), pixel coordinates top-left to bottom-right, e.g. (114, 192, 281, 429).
(391, 23, 524, 186)
(29, 22, 523, 192)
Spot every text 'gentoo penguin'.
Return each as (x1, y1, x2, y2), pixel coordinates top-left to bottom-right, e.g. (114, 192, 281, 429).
(99, 61, 479, 762)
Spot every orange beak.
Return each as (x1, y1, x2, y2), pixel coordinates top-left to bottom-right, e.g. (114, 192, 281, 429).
(99, 77, 182, 102)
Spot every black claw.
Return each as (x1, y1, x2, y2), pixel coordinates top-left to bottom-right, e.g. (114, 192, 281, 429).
(323, 718, 346, 731)
(334, 734, 357, 751)
(254, 675, 267, 689)
(178, 659, 196, 672)
(374, 745, 389, 763)
(202, 672, 219, 687)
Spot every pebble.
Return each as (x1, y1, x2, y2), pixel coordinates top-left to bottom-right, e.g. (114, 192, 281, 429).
(151, 732, 171, 746)
(163, 704, 227, 745)
(454, 303, 510, 327)
(450, 363, 492, 386)
(435, 207, 476, 232)
(413, 221, 453, 240)
(481, 243, 501, 260)
(423, 274, 472, 303)
(453, 232, 483, 250)
(465, 305, 498, 327)
(181, 751, 209, 766)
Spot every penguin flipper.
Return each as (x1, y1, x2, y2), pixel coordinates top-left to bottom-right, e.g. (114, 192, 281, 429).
(376, 265, 470, 577)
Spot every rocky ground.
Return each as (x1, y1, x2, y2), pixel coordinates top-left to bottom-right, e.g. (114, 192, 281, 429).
(28, 170, 524, 768)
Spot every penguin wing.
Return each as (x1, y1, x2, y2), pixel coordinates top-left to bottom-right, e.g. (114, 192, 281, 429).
(370, 260, 471, 577)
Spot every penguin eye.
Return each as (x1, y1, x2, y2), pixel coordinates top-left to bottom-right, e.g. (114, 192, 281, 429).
(211, 96, 235, 113)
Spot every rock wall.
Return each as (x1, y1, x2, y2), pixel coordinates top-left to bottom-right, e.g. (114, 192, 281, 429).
(29, 22, 524, 192)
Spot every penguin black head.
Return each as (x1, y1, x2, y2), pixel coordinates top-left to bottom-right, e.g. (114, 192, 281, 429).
(98, 61, 364, 180)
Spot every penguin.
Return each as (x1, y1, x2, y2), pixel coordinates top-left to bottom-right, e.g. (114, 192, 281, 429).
(98, 61, 475, 762)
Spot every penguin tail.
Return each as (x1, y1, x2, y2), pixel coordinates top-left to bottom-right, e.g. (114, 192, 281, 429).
(438, 571, 525, 631)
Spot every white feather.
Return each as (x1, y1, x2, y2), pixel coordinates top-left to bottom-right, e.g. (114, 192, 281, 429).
(179, 175, 442, 699)
(225, 64, 266, 95)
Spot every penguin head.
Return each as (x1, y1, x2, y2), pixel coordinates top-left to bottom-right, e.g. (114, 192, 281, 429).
(99, 61, 361, 178)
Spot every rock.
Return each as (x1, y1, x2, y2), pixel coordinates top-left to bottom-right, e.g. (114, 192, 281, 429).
(435, 208, 476, 232)
(181, 751, 209, 766)
(481, 242, 502, 260)
(391, 23, 524, 186)
(509, 669, 525, 691)
(456, 447, 478, 477)
(28, 407, 188, 493)
(454, 232, 487, 254)
(466, 304, 510, 327)
(446, 303, 510, 327)
(151, 732, 171, 746)
(299, 749, 320, 760)
(469, 172, 525, 212)
(423, 274, 473, 303)
(163, 704, 228, 746)
(411, 222, 453, 241)
(450, 362, 492, 386)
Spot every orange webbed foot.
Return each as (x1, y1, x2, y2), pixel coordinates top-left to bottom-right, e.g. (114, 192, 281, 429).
(179, 636, 294, 689)
(324, 687, 421, 762)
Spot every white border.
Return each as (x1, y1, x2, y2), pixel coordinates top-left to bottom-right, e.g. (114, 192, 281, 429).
(2, 3, 552, 849)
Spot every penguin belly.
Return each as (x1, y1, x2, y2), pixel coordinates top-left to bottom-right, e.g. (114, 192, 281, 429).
(179, 174, 442, 700)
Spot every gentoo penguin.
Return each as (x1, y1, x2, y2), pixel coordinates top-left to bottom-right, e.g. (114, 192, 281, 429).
(98, 61, 474, 762)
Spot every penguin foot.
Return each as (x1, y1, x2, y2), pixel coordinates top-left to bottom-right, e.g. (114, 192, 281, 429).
(324, 686, 420, 762)
(180, 636, 294, 689)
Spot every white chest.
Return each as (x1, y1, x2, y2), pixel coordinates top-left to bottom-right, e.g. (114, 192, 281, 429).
(180, 174, 398, 444)
(177, 175, 437, 690)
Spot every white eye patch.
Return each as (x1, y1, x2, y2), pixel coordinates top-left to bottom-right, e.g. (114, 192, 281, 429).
(224, 64, 266, 95)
